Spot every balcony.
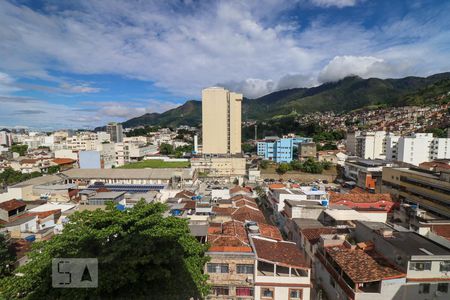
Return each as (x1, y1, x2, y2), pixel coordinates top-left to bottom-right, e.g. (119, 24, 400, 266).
(256, 261, 309, 285)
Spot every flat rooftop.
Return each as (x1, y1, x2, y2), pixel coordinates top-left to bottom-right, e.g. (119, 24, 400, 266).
(63, 168, 193, 180)
(384, 231, 450, 256)
(11, 174, 62, 188)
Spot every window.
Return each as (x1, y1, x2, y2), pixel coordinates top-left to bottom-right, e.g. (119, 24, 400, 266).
(419, 283, 430, 294)
(440, 261, 450, 272)
(236, 287, 254, 297)
(438, 283, 448, 293)
(261, 287, 274, 299)
(237, 264, 254, 274)
(212, 286, 229, 296)
(409, 261, 431, 271)
(207, 263, 229, 273)
(290, 289, 302, 299)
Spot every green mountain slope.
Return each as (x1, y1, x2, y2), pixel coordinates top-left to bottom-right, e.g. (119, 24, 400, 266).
(118, 72, 450, 128)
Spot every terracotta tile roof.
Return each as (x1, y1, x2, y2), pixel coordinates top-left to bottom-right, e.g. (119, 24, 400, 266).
(230, 195, 255, 202)
(349, 187, 369, 194)
(230, 186, 252, 195)
(330, 193, 393, 204)
(0, 199, 26, 212)
(180, 200, 196, 210)
(325, 245, 405, 283)
(175, 190, 195, 199)
(258, 223, 283, 241)
(16, 209, 61, 220)
(212, 206, 234, 216)
(232, 206, 267, 224)
(431, 225, 450, 241)
(20, 158, 38, 164)
(234, 199, 258, 209)
(95, 187, 111, 193)
(300, 228, 340, 245)
(52, 158, 76, 165)
(208, 220, 252, 252)
(252, 237, 308, 269)
(268, 183, 285, 189)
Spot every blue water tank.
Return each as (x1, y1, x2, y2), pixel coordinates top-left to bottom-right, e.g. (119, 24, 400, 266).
(25, 235, 36, 242)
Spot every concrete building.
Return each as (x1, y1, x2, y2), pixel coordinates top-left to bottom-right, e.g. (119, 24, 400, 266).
(344, 159, 394, 193)
(257, 136, 314, 163)
(299, 142, 317, 160)
(106, 122, 124, 143)
(355, 131, 387, 160)
(190, 156, 246, 178)
(346, 131, 360, 156)
(202, 87, 242, 155)
(382, 167, 450, 218)
(0, 131, 12, 147)
(385, 133, 450, 166)
(79, 151, 101, 169)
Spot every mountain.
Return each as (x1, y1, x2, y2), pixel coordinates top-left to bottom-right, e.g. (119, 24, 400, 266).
(117, 72, 450, 128)
(121, 100, 201, 128)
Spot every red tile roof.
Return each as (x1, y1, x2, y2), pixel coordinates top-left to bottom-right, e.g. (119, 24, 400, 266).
(208, 220, 252, 252)
(325, 245, 405, 283)
(232, 206, 267, 224)
(268, 183, 285, 189)
(252, 237, 309, 269)
(230, 186, 252, 195)
(52, 158, 76, 165)
(431, 225, 450, 241)
(301, 228, 340, 245)
(0, 199, 26, 212)
(330, 193, 393, 204)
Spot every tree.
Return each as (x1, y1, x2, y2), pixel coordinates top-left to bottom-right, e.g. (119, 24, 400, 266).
(276, 163, 291, 175)
(10, 144, 28, 156)
(290, 160, 303, 171)
(242, 143, 256, 154)
(47, 166, 60, 174)
(259, 160, 269, 170)
(159, 143, 174, 155)
(300, 158, 323, 174)
(0, 233, 15, 277)
(0, 168, 42, 186)
(321, 161, 332, 170)
(0, 202, 210, 299)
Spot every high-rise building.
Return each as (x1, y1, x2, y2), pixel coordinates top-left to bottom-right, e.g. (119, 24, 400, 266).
(106, 122, 123, 143)
(202, 87, 242, 155)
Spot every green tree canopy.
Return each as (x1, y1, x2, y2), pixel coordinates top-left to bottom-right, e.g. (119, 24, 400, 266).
(159, 143, 174, 155)
(0, 168, 42, 186)
(11, 144, 28, 156)
(276, 163, 292, 175)
(0, 202, 209, 299)
(0, 233, 15, 277)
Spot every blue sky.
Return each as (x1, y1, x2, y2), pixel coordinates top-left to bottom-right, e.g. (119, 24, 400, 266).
(1, 0, 449, 130)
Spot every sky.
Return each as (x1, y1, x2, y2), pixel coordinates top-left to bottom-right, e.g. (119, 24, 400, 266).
(1, 0, 450, 130)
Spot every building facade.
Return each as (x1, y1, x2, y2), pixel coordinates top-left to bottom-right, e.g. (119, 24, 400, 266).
(202, 87, 242, 155)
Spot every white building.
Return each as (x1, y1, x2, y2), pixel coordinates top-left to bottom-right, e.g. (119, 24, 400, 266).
(355, 131, 387, 160)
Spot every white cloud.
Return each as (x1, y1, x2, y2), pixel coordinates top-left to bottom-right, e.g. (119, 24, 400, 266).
(0, 0, 449, 105)
(311, 0, 359, 8)
(318, 55, 395, 82)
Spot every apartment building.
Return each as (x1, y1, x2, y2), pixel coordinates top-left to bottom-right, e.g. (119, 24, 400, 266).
(257, 137, 313, 163)
(353, 221, 450, 299)
(206, 220, 311, 300)
(382, 167, 450, 218)
(106, 122, 124, 143)
(355, 131, 387, 160)
(344, 159, 393, 192)
(202, 87, 242, 155)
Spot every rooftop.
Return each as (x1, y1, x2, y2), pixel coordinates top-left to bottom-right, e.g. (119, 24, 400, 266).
(89, 191, 126, 200)
(330, 193, 393, 204)
(325, 245, 405, 283)
(383, 231, 450, 256)
(0, 199, 26, 211)
(62, 168, 193, 180)
(252, 237, 309, 269)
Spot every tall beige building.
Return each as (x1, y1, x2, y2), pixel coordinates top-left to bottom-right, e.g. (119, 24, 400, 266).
(202, 87, 242, 154)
